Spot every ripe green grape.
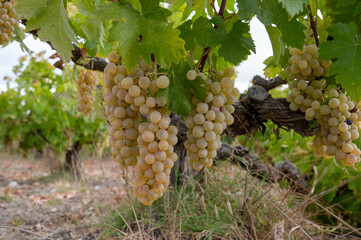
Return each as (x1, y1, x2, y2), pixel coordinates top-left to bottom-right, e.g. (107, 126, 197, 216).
(185, 67, 237, 171)
(223, 67, 235, 77)
(0, 0, 17, 45)
(294, 95, 305, 105)
(287, 46, 361, 166)
(298, 60, 308, 70)
(76, 70, 98, 116)
(187, 70, 197, 80)
(297, 80, 308, 90)
(156, 76, 170, 89)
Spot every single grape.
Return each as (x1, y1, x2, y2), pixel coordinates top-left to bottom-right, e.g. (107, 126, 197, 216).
(187, 70, 197, 80)
(156, 76, 170, 89)
(342, 143, 354, 153)
(345, 119, 353, 125)
(223, 67, 235, 77)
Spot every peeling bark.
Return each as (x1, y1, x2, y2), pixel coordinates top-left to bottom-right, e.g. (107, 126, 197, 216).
(227, 75, 318, 137)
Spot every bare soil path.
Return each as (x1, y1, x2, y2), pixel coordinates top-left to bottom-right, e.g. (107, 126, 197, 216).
(0, 154, 129, 240)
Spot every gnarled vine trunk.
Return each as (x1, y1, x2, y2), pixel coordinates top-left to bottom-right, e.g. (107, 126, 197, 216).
(64, 141, 82, 179)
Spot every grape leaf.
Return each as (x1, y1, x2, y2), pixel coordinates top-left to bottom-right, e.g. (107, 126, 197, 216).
(122, 0, 142, 11)
(263, 56, 287, 79)
(319, 23, 361, 101)
(99, 1, 186, 70)
(277, 0, 309, 17)
(79, 0, 105, 48)
(211, 46, 234, 71)
(261, 0, 306, 48)
(337, 0, 359, 7)
(193, 17, 213, 47)
(178, 20, 196, 50)
(15, 0, 48, 19)
(188, 0, 208, 20)
(178, 17, 213, 50)
(84, 40, 98, 57)
(158, 61, 207, 117)
(236, 0, 258, 20)
(25, 0, 77, 61)
(266, 26, 282, 65)
(209, 17, 255, 65)
(236, 0, 306, 48)
(325, 0, 361, 24)
(95, 1, 136, 22)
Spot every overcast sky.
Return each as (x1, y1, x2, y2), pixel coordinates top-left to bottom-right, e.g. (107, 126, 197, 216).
(0, 19, 272, 93)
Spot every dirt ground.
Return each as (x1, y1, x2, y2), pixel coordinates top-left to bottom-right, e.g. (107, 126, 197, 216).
(0, 154, 132, 240)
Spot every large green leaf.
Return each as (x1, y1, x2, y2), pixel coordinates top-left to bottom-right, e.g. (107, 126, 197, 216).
(266, 26, 282, 65)
(178, 17, 213, 50)
(236, 0, 306, 48)
(98, 0, 186, 70)
(25, 0, 77, 61)
(191, 0, 208, 19)
(277, 0, 309, 17)
(16, 0, 48, 19)
(324, 0, 361, 24)
(178, 20, 196, 51)
(158, 61, 207, 117)
(237, 0, 258, 20)
(193, 17, 214, 47)
(209, 17, 255, 65)
(79, 0, 105, 48)
(319, 23, 361, 101)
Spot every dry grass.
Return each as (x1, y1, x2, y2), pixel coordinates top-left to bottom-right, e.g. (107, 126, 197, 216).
(99, 161, 361, 240)
(2, 150, 360, 239)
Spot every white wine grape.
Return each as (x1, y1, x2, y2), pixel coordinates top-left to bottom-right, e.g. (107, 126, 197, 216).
(185, 68, 238, 171)
(76, 70, 98, 116)
(104, 53, 179, 205)
(287, 45, 361, 166)
(0, 0, 17, 45)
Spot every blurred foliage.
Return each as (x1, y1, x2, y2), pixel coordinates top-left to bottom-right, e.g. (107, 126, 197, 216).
(0, 52, 108, 155)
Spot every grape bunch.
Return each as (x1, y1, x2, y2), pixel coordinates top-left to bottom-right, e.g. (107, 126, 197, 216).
(286, 45, 361, 166)
(0, 0, 18, 44)
(184, 68, 239, 171)
(75, 70, 98, 116)
(285, 44, 332, 81)
(103, 52, 178, 205)
(134, 112, 178, 205)
(310, 91, 361, 166)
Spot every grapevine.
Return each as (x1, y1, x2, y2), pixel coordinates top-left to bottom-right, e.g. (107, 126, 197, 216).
(75, 70, 98, 117)
(286, 45, 361, 166)
(103, 52, 178, 205)
(184, 68, 239, 171)
(0, 0, 17, 45)
(4, 0, 361, 218)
